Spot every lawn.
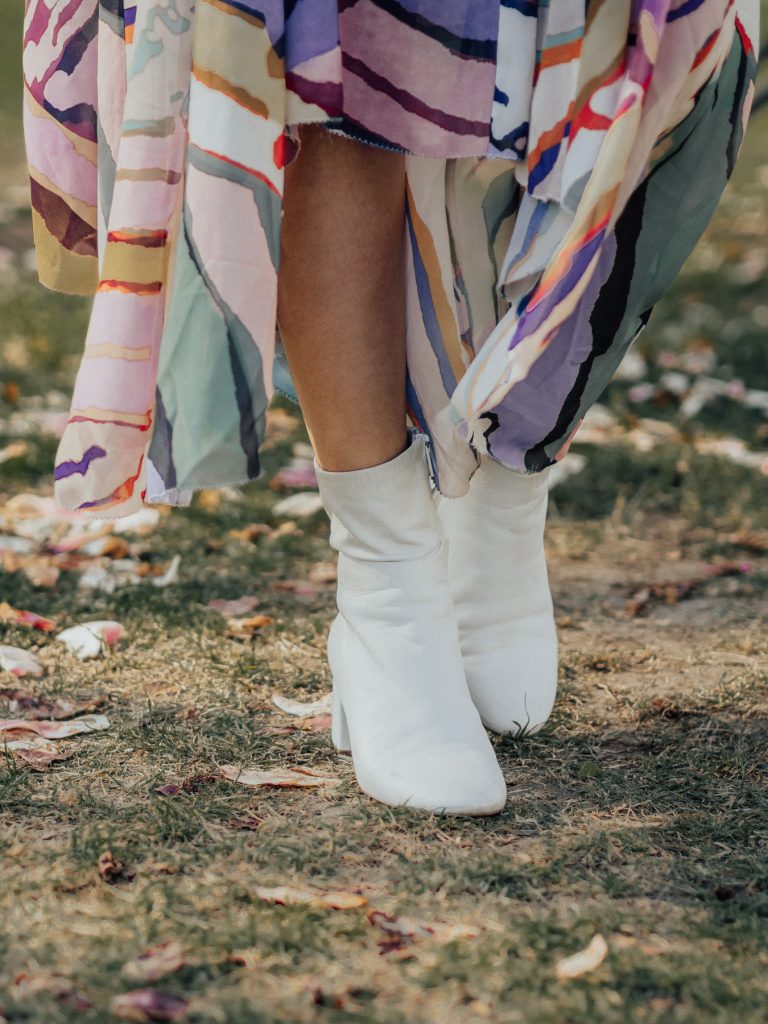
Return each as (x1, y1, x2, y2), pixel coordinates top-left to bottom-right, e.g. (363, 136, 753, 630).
(1, 8, 767, 1023)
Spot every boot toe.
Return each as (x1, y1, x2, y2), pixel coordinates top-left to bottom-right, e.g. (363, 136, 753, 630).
(358, 743, 508, 816)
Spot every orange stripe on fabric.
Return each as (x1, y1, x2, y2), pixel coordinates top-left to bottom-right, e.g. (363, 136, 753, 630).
(97, 280, 163, 295)
(535, 38, 583, 82)
(527, 106, 574, 174)
(404, 180, 466, 386)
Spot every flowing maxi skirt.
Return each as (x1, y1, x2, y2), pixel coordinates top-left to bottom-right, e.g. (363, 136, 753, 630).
(22, 0, 759, 516)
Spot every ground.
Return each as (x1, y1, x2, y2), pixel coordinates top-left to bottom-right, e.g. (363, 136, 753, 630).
(1, 9, 767, 1024)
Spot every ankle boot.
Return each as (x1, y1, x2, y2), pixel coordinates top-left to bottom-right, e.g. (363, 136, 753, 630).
(435, 455, 558, 736)
(314, 429, 508, 816)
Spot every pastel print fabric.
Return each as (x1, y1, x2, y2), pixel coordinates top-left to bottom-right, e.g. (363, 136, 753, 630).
(22, 1, 759, 516)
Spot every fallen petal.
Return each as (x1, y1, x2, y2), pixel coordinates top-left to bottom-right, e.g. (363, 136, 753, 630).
(219, 764, 341, 789)
(123, 942, 185, 983)
(255, 885, 367, 910)
(271, 692, 333, 717)
(4, 735, 72, 769)
(0, 714, 109, 739)
(271, 578, 322, 599)
(206, 596, 261, 616)
(269, 461, 318, 490)
(0, 602, 57, 632)
(57, 621, 125, 660)
(555, 934, 609, 980)
(0, 441, 28, 464)
(110, 988, 188, 1022)
(0, 645, 43, 677)
(272, 492, 324, 518)
(367, 909, 480, 949)
(151, 555, 181, 588)
(307, 562, 337, 583)
(112, 509, 161, 535)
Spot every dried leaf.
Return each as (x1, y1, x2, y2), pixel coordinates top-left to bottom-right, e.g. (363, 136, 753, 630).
(225, 813, 265, 831)
(219, 764, 341, 789)
(4, 734, 72, 769)
(555, 934, 609, 980)
(56, 620, 125, 659)
(228, 523, 272, 543)
(226, 614, 274, 638)
(123, 942, 185, 983)
(265, 713, 332, 736)
(0, 690, 101, 720)
(726, 530, 768, 553)
(206, 596, 261, 616)
(626, 581, 698, 616)
(271, 692, 333, 717)
(367, 909, 481, 953)
(112, 509, 161, 535)
(110, 988, 187, 1022)
(308, 561, 337, 583)
(150, 554, 181, 588)
(0, 441, 28, 464)
(0, 602, 56, 632)
(47, 525, 113, 554)
(0, 714, 109, 739)
(98, 850, 135, 885)
(255, 885, 367, 910)
(0, 645, 43, 677)
(154, 774, 218, 797)
(705, 560, 752, 577)
(271, 578, 322, 599)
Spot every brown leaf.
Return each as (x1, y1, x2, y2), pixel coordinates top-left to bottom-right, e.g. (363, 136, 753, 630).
(265, 713, 332, 736)
(555, 934, 609, 980)
(123, 942, 185, 983)
(705, 560, 752, 577)
(225, 813, 265, 832)
(98, 850, 135, 885)
(4, 735, 72, 769)
(255, 885, 367, 910)
(2, 553, 62, 588)
(726, 530, 768, 553)
(110, 988, 188, 1021)
(626, 581, 697, 616)
(0, 441, 28, 464)
(644, 697, 694, 720)
(0, 690, 102, 720)
(0, 714, 109, 739)
(154, 774, 218, 797)
(308, 561, 337, 584)
(226, 614, 275, 638)
(367, 909, 481, 953)
(219, 764, 341, 789)
(228, 523, 272, 543)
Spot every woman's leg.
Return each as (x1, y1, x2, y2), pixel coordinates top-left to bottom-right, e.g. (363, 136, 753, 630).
(274, 125, 506, 815)
(276, 124, 408, 471)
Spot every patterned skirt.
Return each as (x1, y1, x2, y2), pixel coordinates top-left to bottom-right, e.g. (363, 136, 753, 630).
(22, 1, 760, 515)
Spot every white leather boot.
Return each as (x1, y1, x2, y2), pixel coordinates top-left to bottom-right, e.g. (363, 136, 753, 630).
(314, 430, 507, 816)
(435, 455, 558, 736)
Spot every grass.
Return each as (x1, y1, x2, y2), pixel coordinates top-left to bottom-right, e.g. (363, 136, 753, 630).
(1, 5, 768, 1022)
